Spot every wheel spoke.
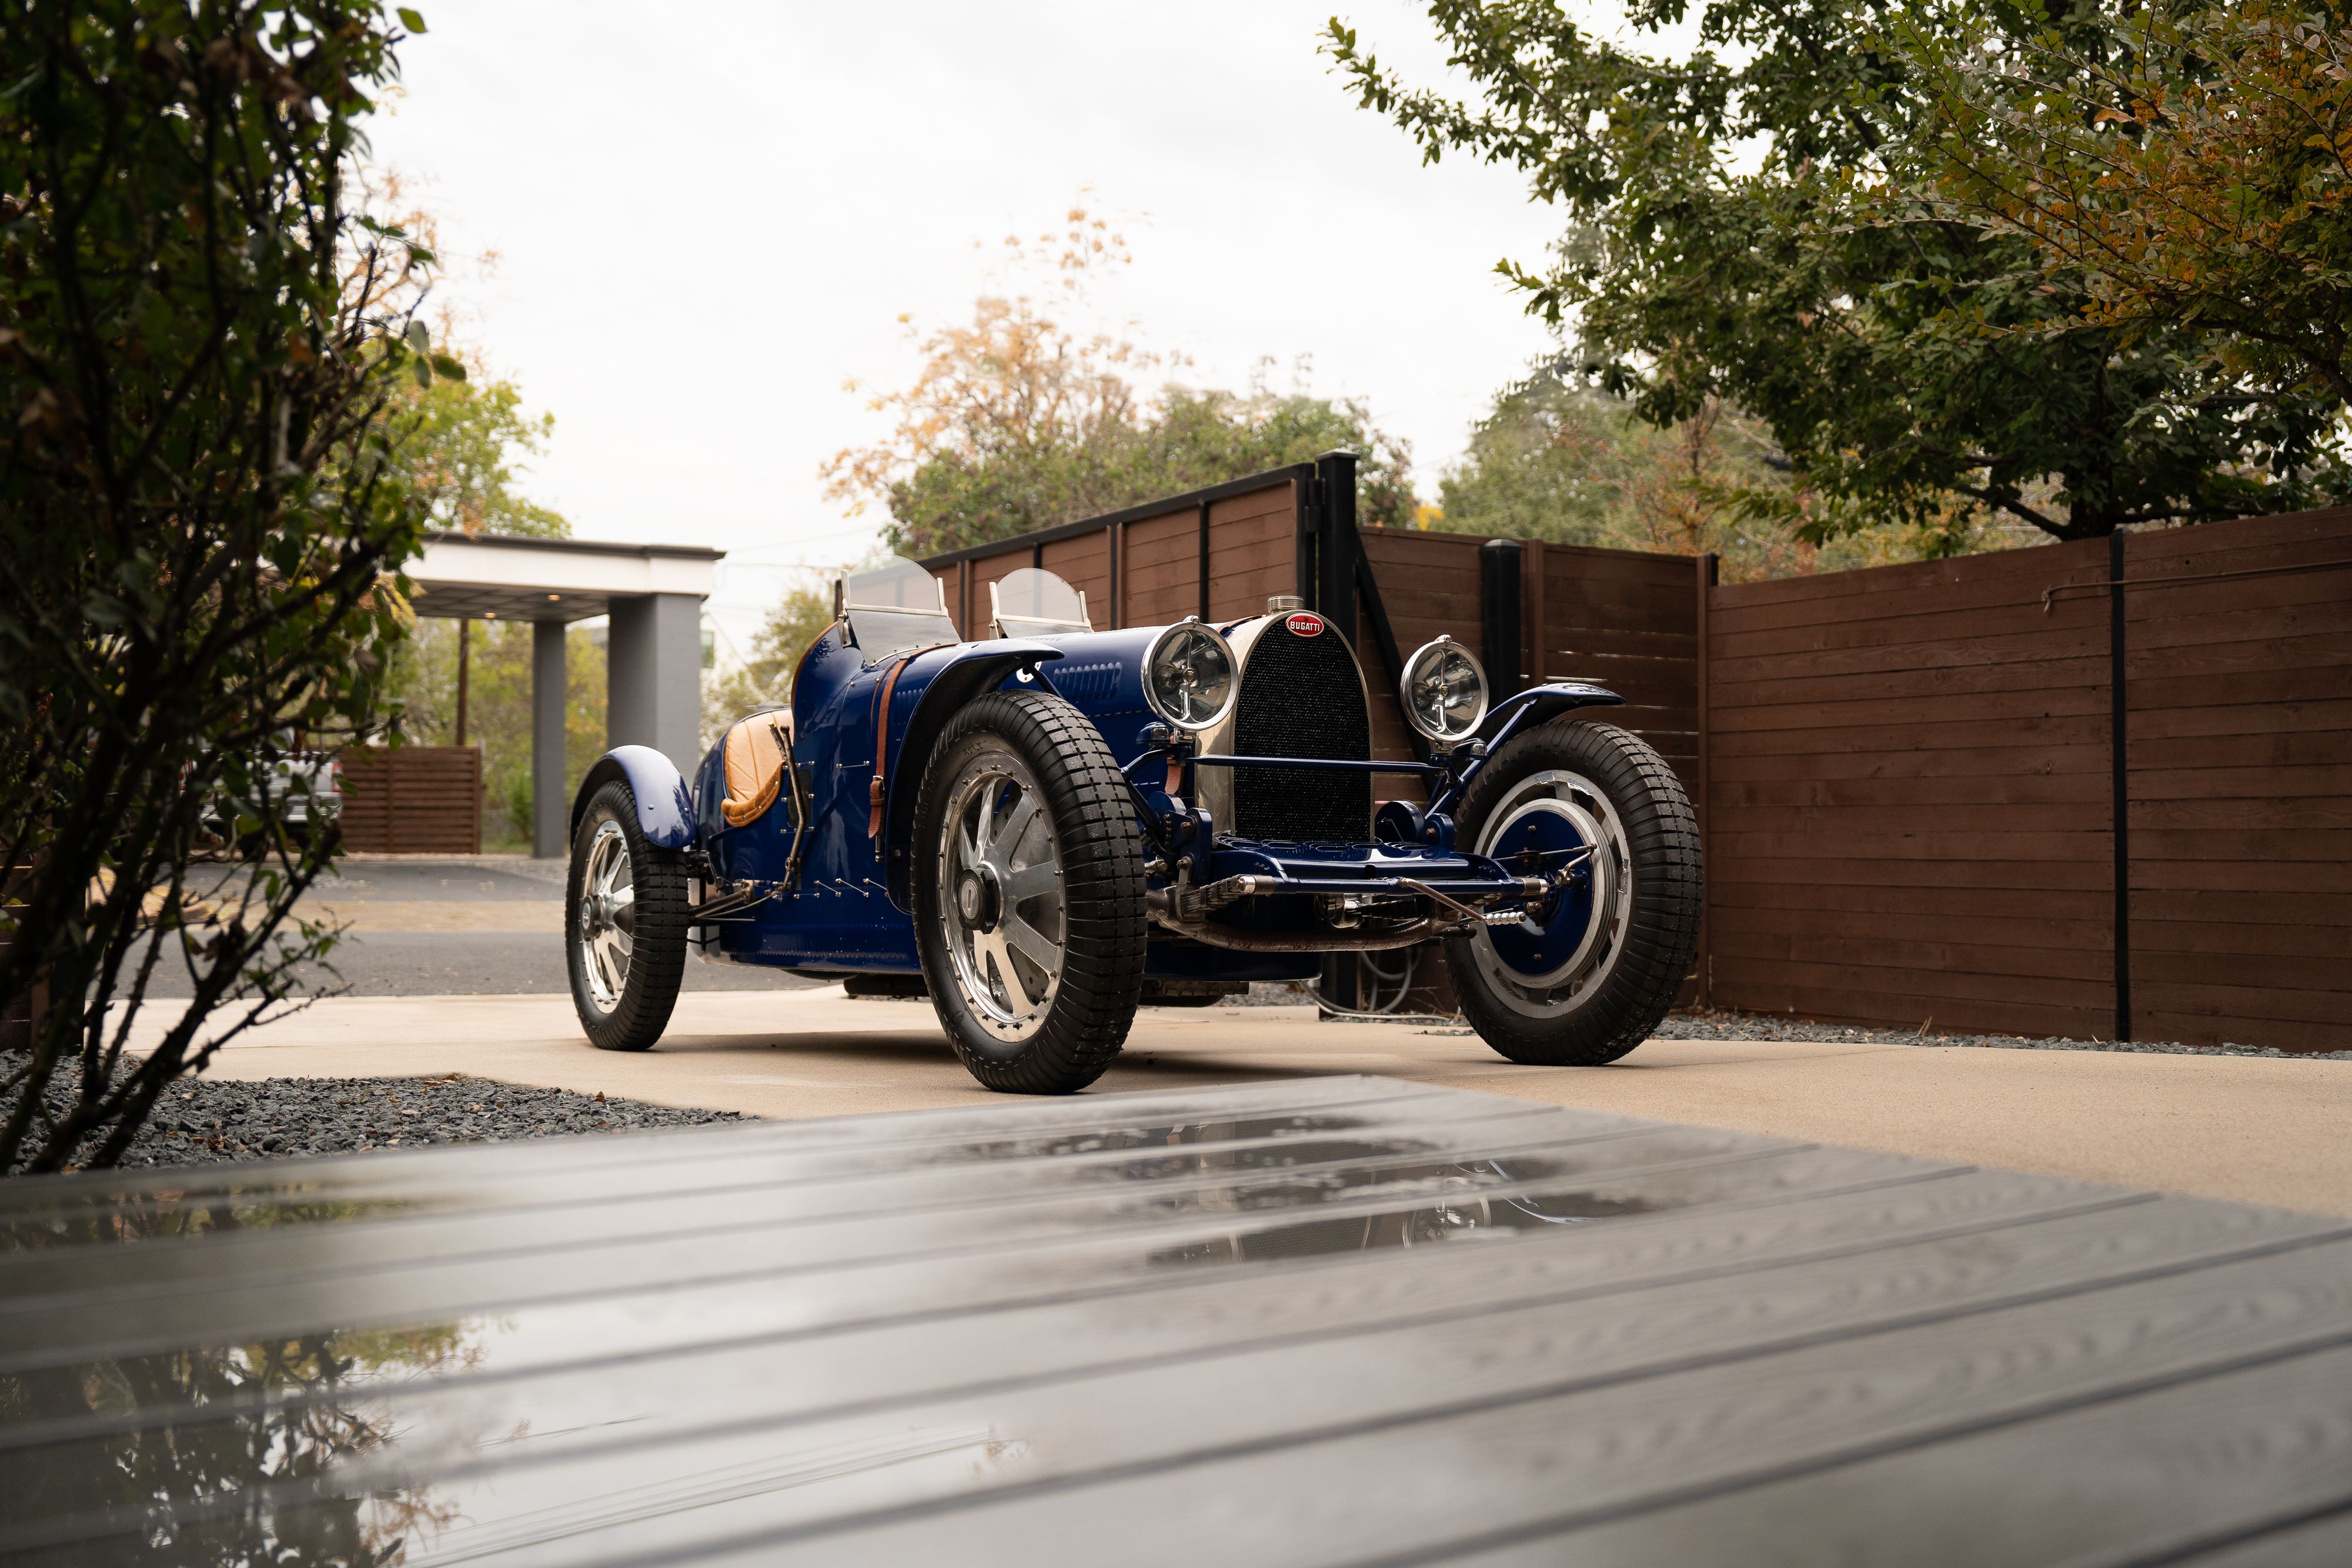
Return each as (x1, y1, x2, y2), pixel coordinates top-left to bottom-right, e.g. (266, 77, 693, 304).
(995, 960, 1034, 1016)
(982, 930, 1033, 1013)
(1000, 911, 1060, 977)
(974, 783, 1004, 860)
(992, 788, 1041, 868)
(1001, 862, 1059, 902)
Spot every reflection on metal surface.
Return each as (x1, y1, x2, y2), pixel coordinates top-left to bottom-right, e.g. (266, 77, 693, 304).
(15, 1079, 2263, 1566)
(0, 1102, 1454, 1242)
(1141, 1155, 1665, 1268)
(406, 1429, 1023, 1566)
(2, 1322, 473, 1565)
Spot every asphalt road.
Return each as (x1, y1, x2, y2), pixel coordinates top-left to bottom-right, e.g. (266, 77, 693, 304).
(144, 857, 816, 998)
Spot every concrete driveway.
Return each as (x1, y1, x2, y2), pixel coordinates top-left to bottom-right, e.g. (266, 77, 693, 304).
(130, 985, 2352, 1219)
(148, 856, 813, 997)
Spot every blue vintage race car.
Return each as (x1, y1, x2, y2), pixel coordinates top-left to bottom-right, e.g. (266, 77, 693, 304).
(563, 557, 1700, 1092)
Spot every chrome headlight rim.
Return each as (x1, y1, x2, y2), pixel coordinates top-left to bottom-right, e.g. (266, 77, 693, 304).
(1400, 635, 1489, 744)
(1141, 617, 1239, 734)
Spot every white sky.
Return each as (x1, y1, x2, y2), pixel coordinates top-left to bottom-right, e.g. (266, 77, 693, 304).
(371, 1, 1580, 651)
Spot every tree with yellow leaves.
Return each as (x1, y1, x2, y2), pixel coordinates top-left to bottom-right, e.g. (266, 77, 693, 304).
(824, 208, 1414, 556)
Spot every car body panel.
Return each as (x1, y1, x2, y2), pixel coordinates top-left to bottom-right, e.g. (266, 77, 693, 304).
(570, 745, 696, 850)
(585, 576, 1629, 986)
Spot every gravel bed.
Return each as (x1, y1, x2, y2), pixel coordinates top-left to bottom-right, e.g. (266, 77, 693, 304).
(1220, 983, 2346, 1061)
(4, 1064, 747, 1174)
(1646, 1008, 2351, 1060)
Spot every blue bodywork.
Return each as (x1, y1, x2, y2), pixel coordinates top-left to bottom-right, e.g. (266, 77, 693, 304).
(571, 746, 696, 850)
(573, 613, 1624, 983)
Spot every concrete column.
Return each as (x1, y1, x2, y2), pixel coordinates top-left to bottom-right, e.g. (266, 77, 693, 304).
(607, 592, 703, 775)
(532, 618, 569, 859)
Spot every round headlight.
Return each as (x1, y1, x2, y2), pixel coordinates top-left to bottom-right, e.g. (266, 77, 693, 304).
(1142, 619, 1237, 732)
(1401, 636, 1488, 744)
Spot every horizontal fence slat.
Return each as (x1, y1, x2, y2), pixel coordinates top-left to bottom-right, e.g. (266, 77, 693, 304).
(1702, 504, 2352, 1050)
(338, 745, 482, 854)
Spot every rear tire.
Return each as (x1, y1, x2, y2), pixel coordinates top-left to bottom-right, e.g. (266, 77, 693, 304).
(914, 691, 1147, 1093)
(567, 781, 691, 1052)
(1444, 720, 1700, 1066)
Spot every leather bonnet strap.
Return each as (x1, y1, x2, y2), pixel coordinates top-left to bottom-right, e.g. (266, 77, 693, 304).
(866, 644, 954, 840)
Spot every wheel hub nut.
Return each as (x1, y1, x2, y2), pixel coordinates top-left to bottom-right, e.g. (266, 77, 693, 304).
(956, 866, 1001, 932)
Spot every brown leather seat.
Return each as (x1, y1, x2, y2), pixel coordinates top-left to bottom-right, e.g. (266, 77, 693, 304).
(718, 709, 793, 828)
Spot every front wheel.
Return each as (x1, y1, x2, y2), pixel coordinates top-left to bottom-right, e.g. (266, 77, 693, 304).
(1443, 720, 1701, 1065)
(567, 781, 691, 1051)
(914, 691, 1147, 1093)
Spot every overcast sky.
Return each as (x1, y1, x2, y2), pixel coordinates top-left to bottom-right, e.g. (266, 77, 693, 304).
(371, 1, 1575, 650)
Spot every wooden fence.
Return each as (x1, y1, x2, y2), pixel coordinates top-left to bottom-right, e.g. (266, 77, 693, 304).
(2116, 511, 2352, 1050)
(924, 468, 2350, 1052)
(921, 462, 1702, 802)
(1699, 541, 2119, 1039)
(337, 745, 483, 855)
(1700, 509, 2352, 1049)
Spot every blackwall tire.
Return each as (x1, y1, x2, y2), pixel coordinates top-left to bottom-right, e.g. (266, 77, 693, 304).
(566, 780, 691, 1052)
(914, 691, 1147, 1093)
(1442, 720, 1701, 1066)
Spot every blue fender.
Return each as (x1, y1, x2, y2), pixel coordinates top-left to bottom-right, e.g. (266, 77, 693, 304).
(1476, 681, 1624, 745)
(570, 745, 697, 850)
(880, 640, 1065, 907)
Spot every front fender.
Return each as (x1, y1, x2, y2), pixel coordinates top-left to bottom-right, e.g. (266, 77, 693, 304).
(1477, 681, 1624, 744)
(881, 641, 1064, 908)
(570, 745, 696, 850)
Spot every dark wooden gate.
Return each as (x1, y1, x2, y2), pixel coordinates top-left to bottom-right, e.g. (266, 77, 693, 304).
(337, 746, 483, 855)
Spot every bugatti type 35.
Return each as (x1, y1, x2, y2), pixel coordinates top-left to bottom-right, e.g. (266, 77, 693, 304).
(563, 558, 1702, 1092)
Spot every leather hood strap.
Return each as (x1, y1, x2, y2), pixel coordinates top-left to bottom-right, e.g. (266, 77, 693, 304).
(866, 644, 953, 840)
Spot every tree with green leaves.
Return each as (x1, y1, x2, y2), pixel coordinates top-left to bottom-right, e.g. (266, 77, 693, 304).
(702, 580, 835, 741)
(1327, 0, 2348, 542)
(389, 369, 568, 537)
(1, 0, 441, 1174)
(1897, 0, 2352, 412)
(1436, 357, 2039, 576)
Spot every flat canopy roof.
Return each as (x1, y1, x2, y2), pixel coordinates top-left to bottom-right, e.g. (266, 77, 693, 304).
(407, 530, 725, 622)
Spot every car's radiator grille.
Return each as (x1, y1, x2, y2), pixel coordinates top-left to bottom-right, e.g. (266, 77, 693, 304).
(1232, 624, 1372, 841)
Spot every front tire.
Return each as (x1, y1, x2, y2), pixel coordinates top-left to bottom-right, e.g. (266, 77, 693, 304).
(914, 691, 1147, 1093)
(1444, 721, 1700, 1065)
(567, 781, 691, 1051)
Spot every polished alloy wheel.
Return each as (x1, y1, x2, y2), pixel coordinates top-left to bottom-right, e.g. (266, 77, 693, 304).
(577, 818, 637, 1011)
(937, 754, 1066, 1044)
(1466, 767, 1633, 1019)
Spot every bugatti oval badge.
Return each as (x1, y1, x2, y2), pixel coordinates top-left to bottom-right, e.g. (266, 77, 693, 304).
(1285, 611, 1325, 637)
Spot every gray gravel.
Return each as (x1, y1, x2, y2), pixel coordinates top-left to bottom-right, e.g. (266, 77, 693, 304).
(5, 1065, 747, 1174)
(1239, 979, 2346, 1062)
(1645, 1008, 2351, 1061)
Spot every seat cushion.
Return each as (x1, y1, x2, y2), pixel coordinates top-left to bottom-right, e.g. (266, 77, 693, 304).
(719, 710, 793, 828)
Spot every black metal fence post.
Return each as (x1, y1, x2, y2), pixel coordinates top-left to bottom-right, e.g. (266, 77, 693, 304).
(1315, 451, 1358, 645)
(2110, 529, 2132, 1042)
(1481, 539, 1524, 695)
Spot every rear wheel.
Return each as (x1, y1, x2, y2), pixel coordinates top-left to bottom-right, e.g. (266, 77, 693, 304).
(914, 691, 1147, 1092)
(1443, 721, 1700, 1065)
(567, 781, 691, 1051)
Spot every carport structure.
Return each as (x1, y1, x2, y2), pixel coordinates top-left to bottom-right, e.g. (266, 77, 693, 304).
(406, 531, 723, 857)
